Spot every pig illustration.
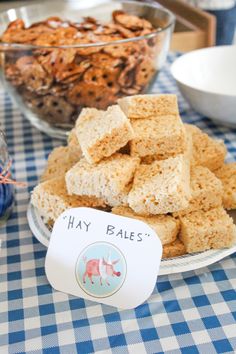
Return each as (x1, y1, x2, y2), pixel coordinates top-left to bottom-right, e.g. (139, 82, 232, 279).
(82, 256, 121, 286)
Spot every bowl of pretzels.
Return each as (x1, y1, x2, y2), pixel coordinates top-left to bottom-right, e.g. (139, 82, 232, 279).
(0, 0, 175, 139)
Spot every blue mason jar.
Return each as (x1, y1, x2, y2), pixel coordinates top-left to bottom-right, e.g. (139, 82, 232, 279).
(0, 131, 14, 225)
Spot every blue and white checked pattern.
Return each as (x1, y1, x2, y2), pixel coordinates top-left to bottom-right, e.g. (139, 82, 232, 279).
(0, 53, 236, 354)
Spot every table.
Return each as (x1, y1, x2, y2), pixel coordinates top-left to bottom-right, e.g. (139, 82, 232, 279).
(0, 53, 236, 354)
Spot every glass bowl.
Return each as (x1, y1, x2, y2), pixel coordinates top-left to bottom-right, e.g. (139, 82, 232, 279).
(0, 0, 175, 139)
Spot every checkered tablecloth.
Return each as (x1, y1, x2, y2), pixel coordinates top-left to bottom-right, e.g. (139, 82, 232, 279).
(0, 52, 236, 354)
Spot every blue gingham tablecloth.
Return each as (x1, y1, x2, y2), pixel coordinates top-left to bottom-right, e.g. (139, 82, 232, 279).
(0, 52, 236, 354)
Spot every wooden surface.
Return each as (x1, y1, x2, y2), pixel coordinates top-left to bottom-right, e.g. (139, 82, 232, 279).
(157, 0, 216, 51)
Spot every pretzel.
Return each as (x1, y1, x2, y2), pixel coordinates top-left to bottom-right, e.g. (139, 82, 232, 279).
(16, 56, 52, 93)
(28, 94, 75, 124)
(135, 57, 156, 87)
(113, 10, 153, 31)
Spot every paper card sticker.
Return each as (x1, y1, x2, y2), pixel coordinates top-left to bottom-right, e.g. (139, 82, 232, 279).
(45, 208, 162, 309)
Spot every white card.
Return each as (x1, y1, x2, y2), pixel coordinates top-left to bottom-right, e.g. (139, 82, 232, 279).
(45, 208, 162, 309)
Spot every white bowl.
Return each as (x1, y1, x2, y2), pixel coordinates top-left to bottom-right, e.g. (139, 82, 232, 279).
(171, 46, 236, 128)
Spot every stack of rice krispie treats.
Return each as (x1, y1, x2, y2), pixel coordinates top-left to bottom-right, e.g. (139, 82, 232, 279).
(31, 94, 236, 258)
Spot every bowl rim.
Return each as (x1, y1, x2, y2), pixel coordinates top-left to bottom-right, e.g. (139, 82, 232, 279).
(0, 0, 175, 50)
(171, 45, 236, 98)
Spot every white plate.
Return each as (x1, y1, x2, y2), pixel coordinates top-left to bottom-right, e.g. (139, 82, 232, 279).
(27, 203, 236, 276)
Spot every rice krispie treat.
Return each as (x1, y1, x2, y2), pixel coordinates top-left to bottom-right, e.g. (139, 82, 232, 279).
(112, 206, 179, 245)
(75, 106, 134, 164)
(130, 115, 187, 160)
(179, 207, 236, 253)
(185, 128, 193, 162)
(185, 124, 226, 171)
(67, 129, 83, 156)
(142, 125, 193, 165)
(66, 153, 140, 207)
(41, 146, 82, 182)
(174, 166, 223, 217)
(31, 176, 106, 223)
(118, 94, 179, 119)
(214, 163, 236, 209)
(162, 238, 186, 259)
(128, 154, 191, 215)
(104, 183, 132, 208)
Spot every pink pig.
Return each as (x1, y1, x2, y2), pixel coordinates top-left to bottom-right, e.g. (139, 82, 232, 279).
(82, 257, 121, 286)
